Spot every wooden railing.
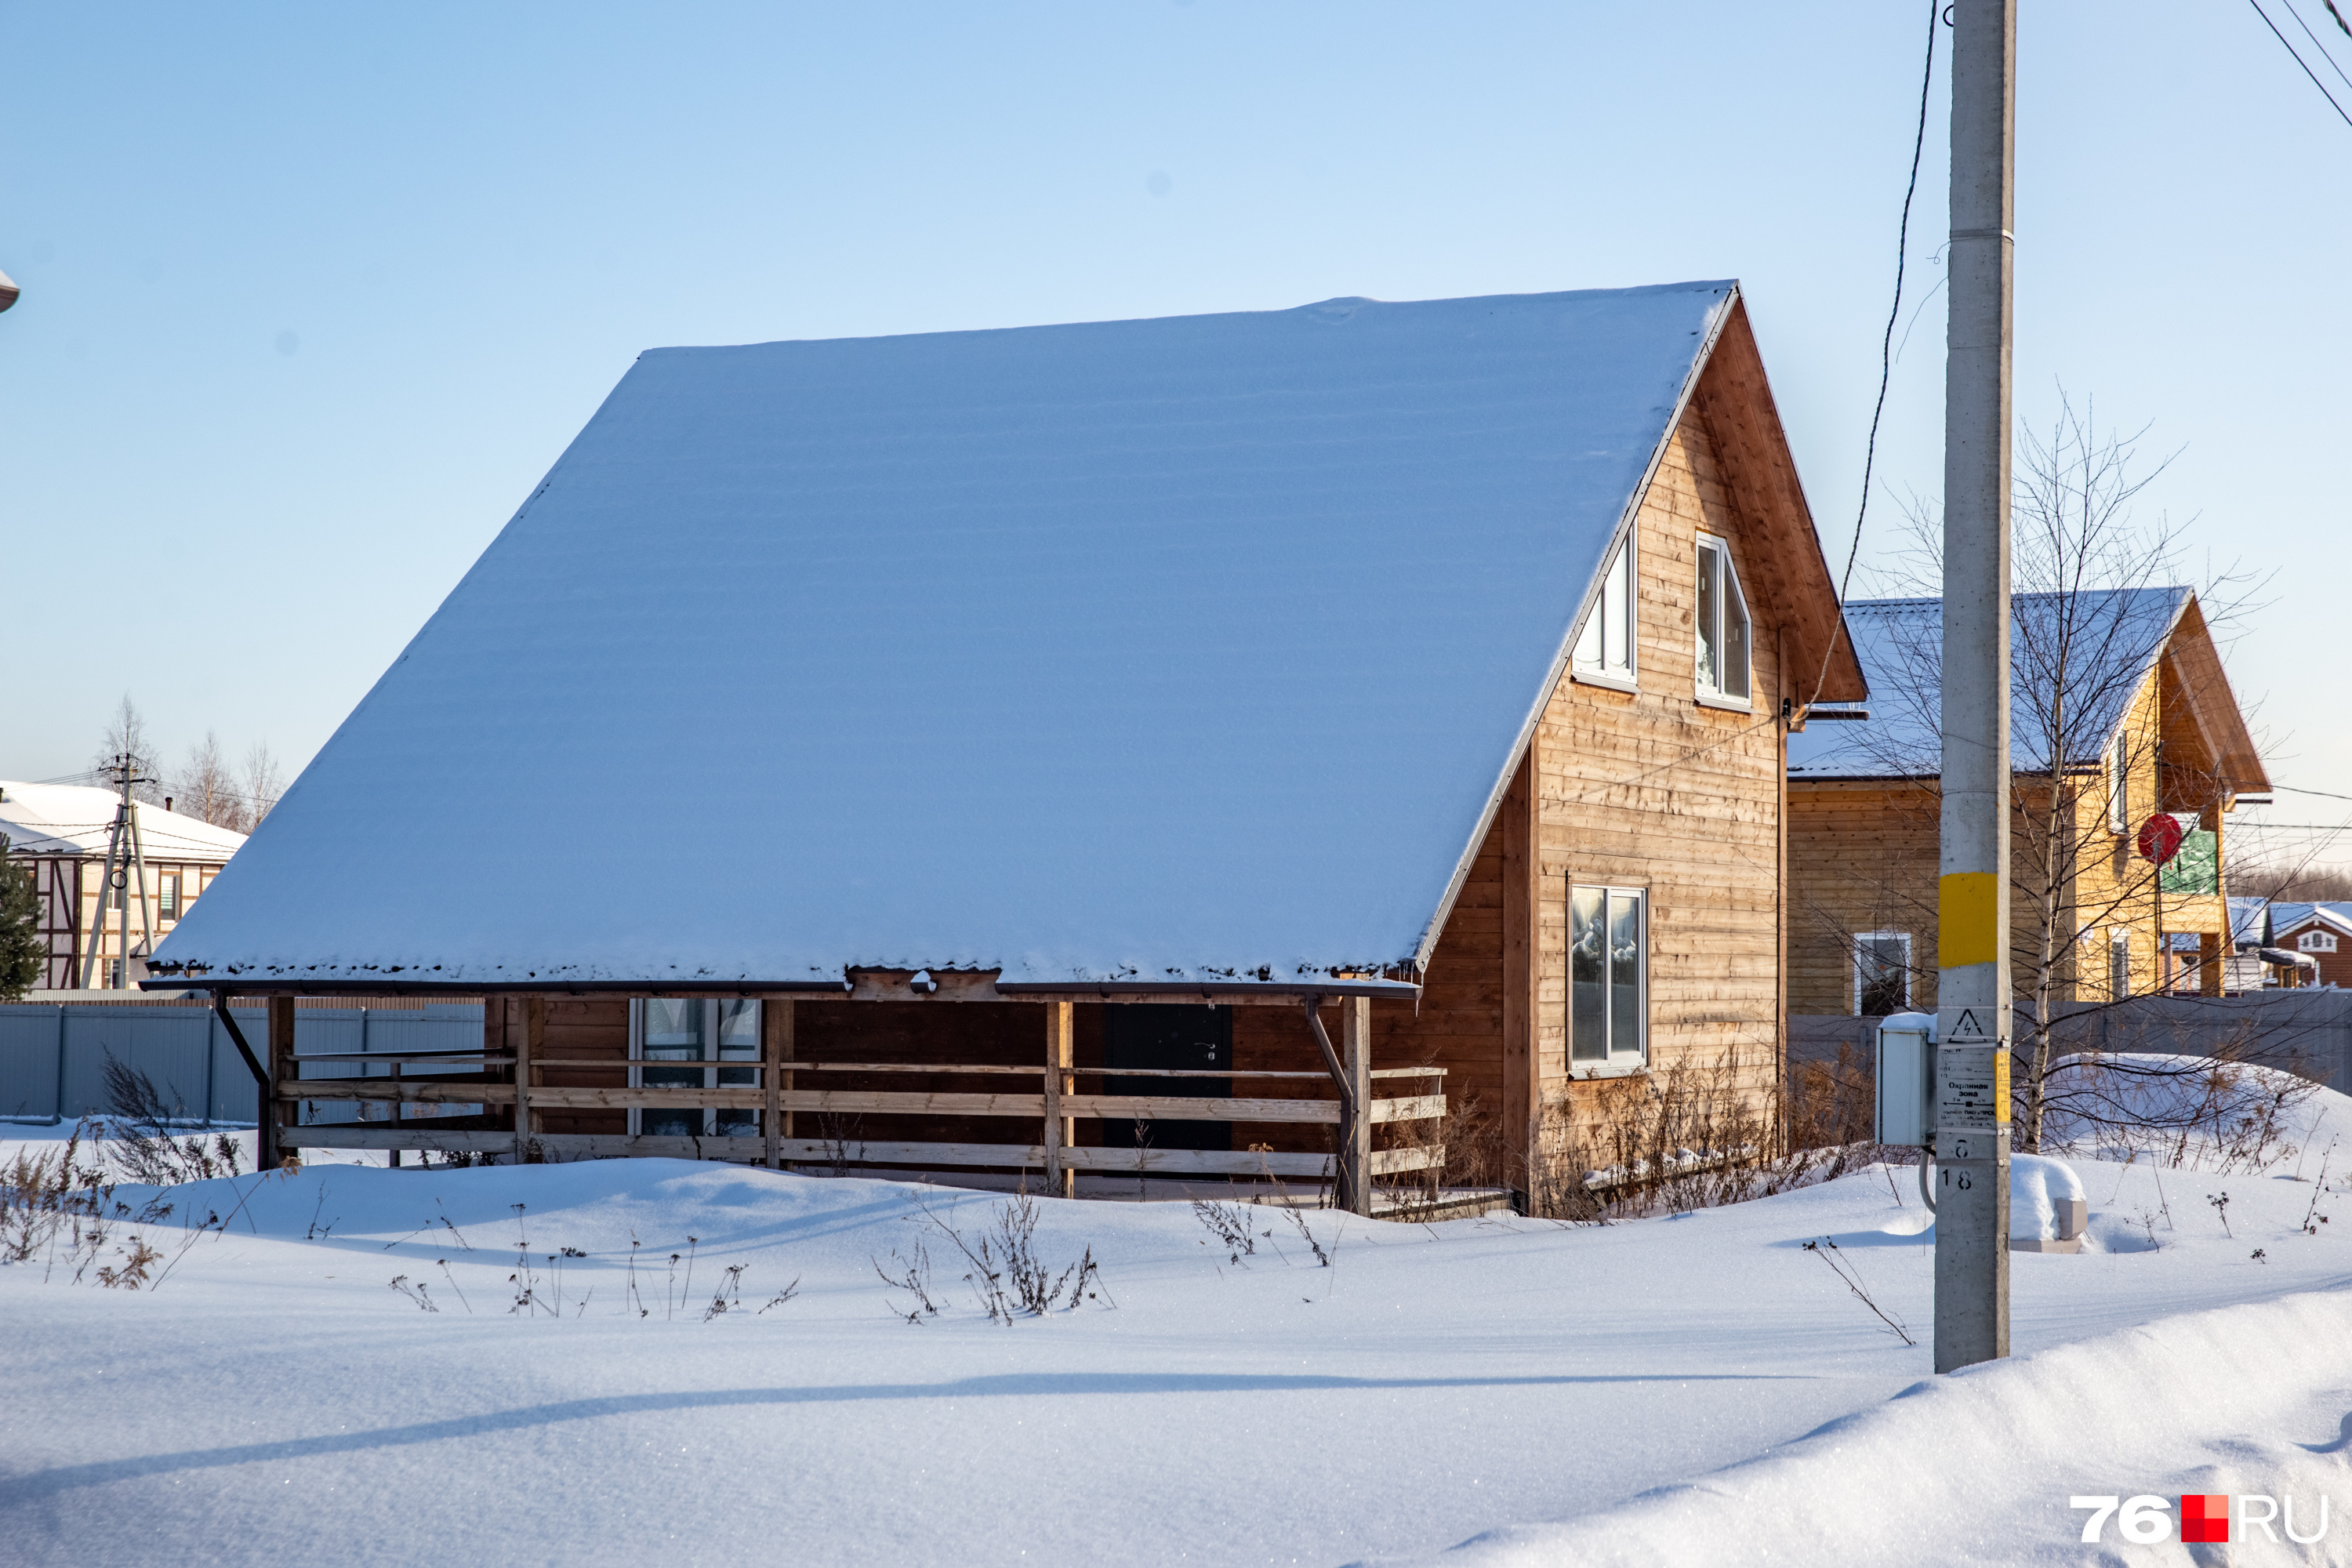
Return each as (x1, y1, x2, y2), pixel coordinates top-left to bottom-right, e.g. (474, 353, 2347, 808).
(279, 1058, 1446, 1187)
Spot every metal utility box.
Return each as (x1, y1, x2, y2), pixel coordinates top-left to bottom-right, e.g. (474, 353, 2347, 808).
(1874, 1011, 1936, 1146)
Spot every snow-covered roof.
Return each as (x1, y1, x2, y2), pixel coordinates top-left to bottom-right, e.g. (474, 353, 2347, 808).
(1790, 589, 2200, 781)
(158, 281, 1822, 987)
(2271, 902, 2352, 938)
(0, 782, 247, 863)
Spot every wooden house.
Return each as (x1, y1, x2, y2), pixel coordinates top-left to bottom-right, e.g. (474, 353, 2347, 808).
(1787, 589, 2268, 1017)
(1, 782, 248, 992)
(149, 282, 1863, 1212)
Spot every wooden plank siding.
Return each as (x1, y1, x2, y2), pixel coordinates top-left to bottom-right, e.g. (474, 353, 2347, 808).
(1531, 404, 1790, 1173)
(1790, 658, 2241, 1016)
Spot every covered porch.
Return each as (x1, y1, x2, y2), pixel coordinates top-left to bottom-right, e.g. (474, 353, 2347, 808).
(207, 973, 1468, 1217)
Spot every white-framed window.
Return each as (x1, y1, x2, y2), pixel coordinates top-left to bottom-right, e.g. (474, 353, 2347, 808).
(630, 999, 763, 1138)
(2107, 735, 2130, 834)
(1571, 534, 1635, 687)
(159, 873, 180, 924)
(1570, 884, 1647, 1068)
(2108, 929, 2131, 1001)
(2299, 931, 2339, 954)
(1694, 532, 1751, 706)
(1853, 932, 1911, 1016)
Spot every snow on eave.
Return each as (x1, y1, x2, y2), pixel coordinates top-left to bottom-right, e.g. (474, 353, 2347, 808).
(1407, 285, 1741, 976)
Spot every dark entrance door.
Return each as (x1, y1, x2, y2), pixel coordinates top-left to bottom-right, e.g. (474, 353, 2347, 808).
(1102, 1004, 1232, 1152)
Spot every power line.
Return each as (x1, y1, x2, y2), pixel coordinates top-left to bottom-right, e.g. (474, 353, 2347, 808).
(2285, 0, 2352, 93)
(2265, 783, 2352, 804)
(2248, 0, 2352, 128)
(1809, 0, 1941, 711)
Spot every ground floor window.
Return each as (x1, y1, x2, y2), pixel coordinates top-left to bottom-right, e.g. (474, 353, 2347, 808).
(630, 999, 762, 1137)
(1853, 932, 1911, 1016)
(1571, 884, 1647, 1067)
(2108, 931, 2130, 1001)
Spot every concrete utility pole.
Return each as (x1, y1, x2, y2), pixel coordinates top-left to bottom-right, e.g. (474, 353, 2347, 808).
(1936, 0, 2016, 1374)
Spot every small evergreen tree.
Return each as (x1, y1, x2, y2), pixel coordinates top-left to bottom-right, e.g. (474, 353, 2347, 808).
(0, 834, 42, 1000)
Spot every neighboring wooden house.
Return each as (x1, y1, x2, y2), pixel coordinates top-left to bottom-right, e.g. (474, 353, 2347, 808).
(1, 782, 248, 992)
(1787, 590, 2268, 1016)
(150, 282, 1862, 1212)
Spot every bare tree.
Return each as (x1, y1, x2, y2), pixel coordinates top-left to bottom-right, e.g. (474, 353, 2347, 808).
(1836, 396, 2267, 1151)
(239, 740, 285, 830)
(171, 731, 243, 829)
(92, 695, 166, 804)
(2231, 859, 2352, 903)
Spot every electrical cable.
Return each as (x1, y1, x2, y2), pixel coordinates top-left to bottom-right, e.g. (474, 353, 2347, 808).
(2247, 0, 2352, 128)
(2269, 782, 2352, 804)
(1806, 0, 1941, 713)
(2284, 0, 2352, 93)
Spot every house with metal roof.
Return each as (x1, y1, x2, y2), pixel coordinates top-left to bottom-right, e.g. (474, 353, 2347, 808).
(1786, 588, 2267, 1018)
(151, 281, 1863, 1212)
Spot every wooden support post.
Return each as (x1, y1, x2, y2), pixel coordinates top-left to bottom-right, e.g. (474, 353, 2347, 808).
(2198, 931, 2223, 998)
(1043, 1000, 1074, 1199)
(266, 996, 296, 1171)
(764, 1000, 793, 1170)
(1341, 995, 1371, 1217)
(514, 996, 542, 1163)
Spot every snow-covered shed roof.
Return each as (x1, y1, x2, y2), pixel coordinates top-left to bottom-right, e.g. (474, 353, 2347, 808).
(157, 281, 1854, 989)
(1789, 588, 2266, 790)
(0, 782, 247, 863)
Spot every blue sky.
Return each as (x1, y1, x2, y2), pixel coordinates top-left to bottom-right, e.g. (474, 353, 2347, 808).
(5, 2, 2347, 860)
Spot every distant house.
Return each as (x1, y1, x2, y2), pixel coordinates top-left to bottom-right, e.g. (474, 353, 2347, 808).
(1786, 590, 2267, 1016)
(1, 782, 249, 991)
(151, 282, 1862, 1210)
(2267, 902, 2352, 989)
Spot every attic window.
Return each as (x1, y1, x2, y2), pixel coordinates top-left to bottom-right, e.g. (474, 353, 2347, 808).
(2301, 931, 2339, 954)
(1694, 532, 1751, 705)
(2107, 735, 2129, 834)
(1572, 535, 1635, 685)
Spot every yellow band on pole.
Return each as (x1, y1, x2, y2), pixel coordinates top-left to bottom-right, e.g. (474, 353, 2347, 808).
(1939, 871, 2000, 967)
(1994, 1044, 2012, 1124)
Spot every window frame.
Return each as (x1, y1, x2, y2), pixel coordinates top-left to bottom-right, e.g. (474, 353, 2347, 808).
(2108, 929, 2132, 1001)
(158, 872, 180, 924)
(629, 998, 764, 1139)
(1852, 931, 1913, 1017)
(1569, 882, 1650, 1074)
(1693, 530, 1753, 710)
(1570, 533, 1639, 692)
(2299, 931, 2339, 954)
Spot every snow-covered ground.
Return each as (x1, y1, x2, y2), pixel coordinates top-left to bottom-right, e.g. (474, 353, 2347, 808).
(6, 1078, 2352, 1566)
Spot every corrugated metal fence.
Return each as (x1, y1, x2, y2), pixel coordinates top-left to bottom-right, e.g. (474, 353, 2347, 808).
(1791, 991, 2352, 1094)
(0, 1002, 486, 1125)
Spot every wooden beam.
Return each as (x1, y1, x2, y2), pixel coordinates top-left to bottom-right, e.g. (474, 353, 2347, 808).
(266, 995, 295, 1171)
(276, 1126, 1453, 1180)
(764, 998, 793, 1169)
(515, 996, 543, 1163)
(1043, 1000, 1074, 1198)
(1340, 995, 1371, 1214)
